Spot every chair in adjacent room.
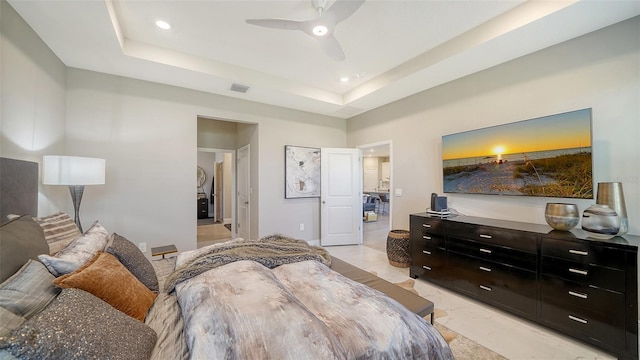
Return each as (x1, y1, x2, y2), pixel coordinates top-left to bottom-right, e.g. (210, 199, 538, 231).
(378, 193, 389, 214)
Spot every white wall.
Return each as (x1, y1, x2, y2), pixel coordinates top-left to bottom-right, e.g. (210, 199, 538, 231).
(348, 17, 640, 236)
(0, 0, 68, 216)
(3, 0, 347, 253)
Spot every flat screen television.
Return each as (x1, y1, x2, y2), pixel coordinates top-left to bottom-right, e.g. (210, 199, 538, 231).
(442, 108, 593, 199)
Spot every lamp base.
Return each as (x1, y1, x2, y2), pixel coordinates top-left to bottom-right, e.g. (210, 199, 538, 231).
(68, 185, 85, 233)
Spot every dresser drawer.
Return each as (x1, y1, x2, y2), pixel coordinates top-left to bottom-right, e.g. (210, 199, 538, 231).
(412, 232, 446, 250)
(540, 301, 625, 350)
(448, 237, 537, 271)
(541, 238, 626, 270)
(446, 223, 538, 253)
(448, 252, 537, 318)
(541, 256, 625, 292)
(410, 216, 446, 236)
(540, 275, 625, 322)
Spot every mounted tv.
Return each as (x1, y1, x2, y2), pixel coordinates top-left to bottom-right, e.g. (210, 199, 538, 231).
(442, 108, 593, 199)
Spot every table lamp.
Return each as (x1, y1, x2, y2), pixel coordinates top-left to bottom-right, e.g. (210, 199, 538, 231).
(43, 155, 105, 232)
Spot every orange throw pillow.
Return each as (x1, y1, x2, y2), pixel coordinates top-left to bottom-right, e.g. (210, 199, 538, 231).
(53, 252, 157, 321)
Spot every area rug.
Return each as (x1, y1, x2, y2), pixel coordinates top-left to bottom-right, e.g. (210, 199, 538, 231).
(393, 279, 508, 360)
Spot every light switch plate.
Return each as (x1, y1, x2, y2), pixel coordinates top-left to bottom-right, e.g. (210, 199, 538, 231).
(395, 188, 402, 196)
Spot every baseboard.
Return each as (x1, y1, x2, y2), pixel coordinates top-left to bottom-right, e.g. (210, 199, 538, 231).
(307, 240, 320, 246)
(224, 217, 232, 225)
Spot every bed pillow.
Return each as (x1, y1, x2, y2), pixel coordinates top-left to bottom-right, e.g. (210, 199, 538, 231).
(38, 221, 109, 277)
(0, 288, 157, 360)
(106, 233, 159, 292)
(0, 308, 24, 338)
(0, 215, 49, 283)
(53, 252, 157, 321)
(0, 260, 60, 319)
(32, 212, 82, 255)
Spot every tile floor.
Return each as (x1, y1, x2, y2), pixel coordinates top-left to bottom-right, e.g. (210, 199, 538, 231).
(332, 215, 618, 360)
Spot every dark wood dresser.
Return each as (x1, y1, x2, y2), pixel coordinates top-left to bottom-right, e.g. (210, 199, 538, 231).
(410, 213, 639, 360)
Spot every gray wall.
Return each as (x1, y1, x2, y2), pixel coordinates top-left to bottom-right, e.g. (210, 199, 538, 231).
(348, 17, 640, 236)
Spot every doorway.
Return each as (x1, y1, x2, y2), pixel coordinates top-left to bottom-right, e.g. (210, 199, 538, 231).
(357, 140, 392, 253)
(197, 148, 236, 247)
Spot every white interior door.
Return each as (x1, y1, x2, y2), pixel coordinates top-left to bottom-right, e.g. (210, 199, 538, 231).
(237, 145, 250, 240)
(320, 148, 362, 246)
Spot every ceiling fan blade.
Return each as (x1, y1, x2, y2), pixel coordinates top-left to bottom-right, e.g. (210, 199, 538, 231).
(245, 19, 301, 31)
(325, 0, 365, 24)
(316, 34, 345, 61)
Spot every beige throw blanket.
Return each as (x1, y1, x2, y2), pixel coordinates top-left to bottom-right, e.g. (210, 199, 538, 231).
(164, 234, 330, 292)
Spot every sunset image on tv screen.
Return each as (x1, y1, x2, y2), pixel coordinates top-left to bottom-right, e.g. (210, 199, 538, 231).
(442, 108, 592, 198)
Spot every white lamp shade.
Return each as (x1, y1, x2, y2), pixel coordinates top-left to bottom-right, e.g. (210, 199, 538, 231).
(43, 156, 105, 185)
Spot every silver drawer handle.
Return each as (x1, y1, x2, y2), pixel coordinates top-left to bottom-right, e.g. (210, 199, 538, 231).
(479, 266, 492, 272)
(569, 291, 588, 299)
(480, 248, 492, 254)
(423, 235, 432, 240)
(569, 249, 588, 256)
(480, 285, 492, 292)
(569, 315, 588, 324)
(423, 250, 432, 255)
(423, 266, 432, 271)
(422, 224, 431, 228)
(479, 234, 492, 239)
(569, 268, 588, 276)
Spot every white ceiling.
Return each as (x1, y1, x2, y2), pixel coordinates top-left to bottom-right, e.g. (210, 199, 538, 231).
(8, 0, 640, 119)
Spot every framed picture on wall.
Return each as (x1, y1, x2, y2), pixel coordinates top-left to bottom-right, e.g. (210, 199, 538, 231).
(285, 145, 321, 198)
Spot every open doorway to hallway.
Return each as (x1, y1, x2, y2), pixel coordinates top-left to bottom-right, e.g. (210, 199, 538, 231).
(197, 149, 234, 247)
(357, 141, 392, 253)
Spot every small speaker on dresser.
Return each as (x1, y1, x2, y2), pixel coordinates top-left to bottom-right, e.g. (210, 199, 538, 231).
(434, 196, 447, 212)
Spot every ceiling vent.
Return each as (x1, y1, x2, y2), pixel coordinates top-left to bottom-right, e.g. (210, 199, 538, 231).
(230, 83, 250, 93)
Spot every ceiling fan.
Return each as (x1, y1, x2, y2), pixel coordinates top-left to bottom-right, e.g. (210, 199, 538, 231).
(245, 0, 365, 61)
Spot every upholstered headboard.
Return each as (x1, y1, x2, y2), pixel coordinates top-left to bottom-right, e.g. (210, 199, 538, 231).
(0, 157, 39, 220)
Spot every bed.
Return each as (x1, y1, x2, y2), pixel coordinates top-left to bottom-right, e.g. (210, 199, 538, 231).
(0, 157, 453, 360)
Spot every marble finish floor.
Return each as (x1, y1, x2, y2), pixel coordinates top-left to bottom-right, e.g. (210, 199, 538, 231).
(325, 243, 616, 360)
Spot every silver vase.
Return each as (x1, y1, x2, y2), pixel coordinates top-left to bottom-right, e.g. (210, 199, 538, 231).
(544, 203, 579, 231)
(596, 182, 628, 235)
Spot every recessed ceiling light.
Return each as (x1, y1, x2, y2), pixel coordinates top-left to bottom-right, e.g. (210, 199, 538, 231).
(340, 77, 350, 83)
(312, 25, 328, 37)
(156, 20, 171, 30)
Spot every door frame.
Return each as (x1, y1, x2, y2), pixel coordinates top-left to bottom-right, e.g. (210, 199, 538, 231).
(236, 144, 250, 240)
(357, 140, 392, 231)
(197, 147, 236, 235)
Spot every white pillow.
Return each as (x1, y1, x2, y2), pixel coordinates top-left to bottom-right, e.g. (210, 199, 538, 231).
(38, 222, 109, 277)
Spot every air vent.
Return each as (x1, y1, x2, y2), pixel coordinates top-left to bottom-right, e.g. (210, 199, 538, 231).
(230, 83, 250, 93)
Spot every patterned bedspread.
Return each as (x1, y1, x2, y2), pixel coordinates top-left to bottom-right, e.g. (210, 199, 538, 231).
(174, 259, 454, 360)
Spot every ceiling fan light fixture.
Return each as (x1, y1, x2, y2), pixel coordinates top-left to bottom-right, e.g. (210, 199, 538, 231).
(312, 25, 328, 37)
(155, 20, 171, 30)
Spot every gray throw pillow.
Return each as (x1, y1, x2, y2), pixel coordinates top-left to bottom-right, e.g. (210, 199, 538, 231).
(106, 233, 159, 292)
(0, 308, 24, 337)
(0, 216, 49, 283)
(38, 221, 109, 277)
(0, 288, 157, 360)
(0, 260, 60, 319)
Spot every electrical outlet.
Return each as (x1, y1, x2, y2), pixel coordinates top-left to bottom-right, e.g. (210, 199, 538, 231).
(299, 223, 304, 231)
(139, 242, 147, 253)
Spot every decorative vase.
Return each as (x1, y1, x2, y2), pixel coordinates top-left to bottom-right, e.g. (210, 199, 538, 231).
(544, 203, 579, 231)
(581, 204, 620, 239)
(596, 182, 628, 235)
